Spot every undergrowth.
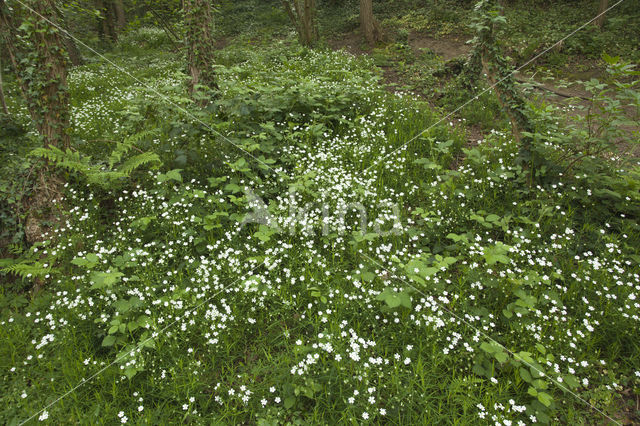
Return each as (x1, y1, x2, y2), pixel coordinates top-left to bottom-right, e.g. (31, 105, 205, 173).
(1, 4, 639, 425)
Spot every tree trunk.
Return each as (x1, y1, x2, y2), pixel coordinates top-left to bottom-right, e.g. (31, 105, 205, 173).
(95, 0, 118, 42)
(184, 0, 218, 103)
(114, 0, 126, 31)
(0, 56, 9, 115)
(0, 0, 71, 148)
(594, 0, 608, 28)
(359, 0, 382, 46)
(282, 0, 317, 47)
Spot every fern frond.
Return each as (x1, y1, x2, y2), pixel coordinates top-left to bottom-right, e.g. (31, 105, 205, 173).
(117, 152, 161, 175)
(108, 130, 157, 168)
(1, 262, 49, 280)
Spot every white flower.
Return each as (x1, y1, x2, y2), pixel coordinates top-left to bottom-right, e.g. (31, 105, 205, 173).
(38, 410, 49, 421)
(362, 412, 369, 420)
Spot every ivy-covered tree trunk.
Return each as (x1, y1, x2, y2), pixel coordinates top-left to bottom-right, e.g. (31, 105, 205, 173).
(183, 0, 218, 102)
(0, 0, 71, 148)
(460, 0, 534, 179)
(282, 0, 317, 47)
(359, 0, 382, 46)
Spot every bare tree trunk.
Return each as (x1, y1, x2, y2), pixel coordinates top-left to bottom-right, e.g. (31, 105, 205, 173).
(0, 56, 8, 115)
(114, 0, 126, 31)
(594, 0, 608, 28)
(282, 0, 317, 47)
(184, 0, 218, 103)
(359, 0, 382, 46)
(0, 0, 71, 148)
(95, 0, 118, 42)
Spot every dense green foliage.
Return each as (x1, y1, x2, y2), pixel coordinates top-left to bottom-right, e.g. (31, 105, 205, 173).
(1, 0, 639, 424)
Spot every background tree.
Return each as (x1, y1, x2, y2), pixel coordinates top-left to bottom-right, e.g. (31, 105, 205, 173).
(359, 0, 382, 46)
(0, 57, 8, 114)
(594, 0, 608, 28)
(54, 3, 84, 66)
(95, 0, 118, 42)
(282, 0, 317, 47)
(114, 0, 126, 30)
(0, 0, 71, 148)
(183, 0, 218, 101)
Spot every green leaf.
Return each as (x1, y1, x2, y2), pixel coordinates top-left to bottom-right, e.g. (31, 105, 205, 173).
(519, 367, 532, 383)
(124, 367, 138, 380)
(376, 288, 412, 309)
(102, 335, 116, 347)
(494, 351, 508, 363)
(480, 342, 497, 354)
(537, 392, 553, 407)
(165, 169, 182, 182)
(284, 396, 295, 409)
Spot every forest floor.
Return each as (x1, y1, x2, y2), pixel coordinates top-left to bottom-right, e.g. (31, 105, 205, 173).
(328, 28, 640, 157)
(1, 1, 639, 425)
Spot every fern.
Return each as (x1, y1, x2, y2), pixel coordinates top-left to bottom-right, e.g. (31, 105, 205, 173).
(108, 130, 157, 168)
(1, 262, 50, 280)
(29, 131, 162, 189)
(117, 152, 161, 175)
